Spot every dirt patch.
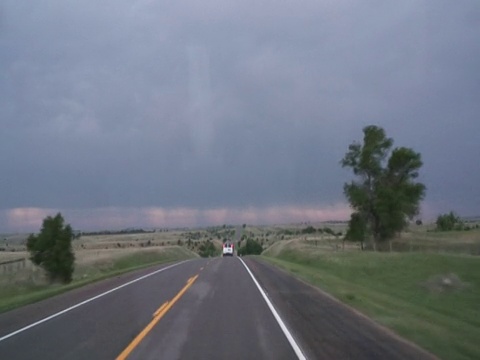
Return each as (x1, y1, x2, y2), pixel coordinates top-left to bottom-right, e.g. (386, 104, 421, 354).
(423, 273, 467, 293)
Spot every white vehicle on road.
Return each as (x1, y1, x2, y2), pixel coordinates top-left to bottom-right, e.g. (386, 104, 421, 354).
(222, 242, 234, 256)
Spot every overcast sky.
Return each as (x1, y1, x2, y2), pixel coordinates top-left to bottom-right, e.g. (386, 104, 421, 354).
(1, 0, 479, 232)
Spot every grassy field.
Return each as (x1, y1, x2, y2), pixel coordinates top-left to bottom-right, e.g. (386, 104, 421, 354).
(262, 234, 480, 360)
(398, 228, 480, 255)
(0, 227, 238, 313)
(2, 222, 479, 358)
(0, 244, 196, 313)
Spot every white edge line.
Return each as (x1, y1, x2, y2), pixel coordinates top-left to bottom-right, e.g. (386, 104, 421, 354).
(238, 257, 307, 360)
(0, 260, 189, 342)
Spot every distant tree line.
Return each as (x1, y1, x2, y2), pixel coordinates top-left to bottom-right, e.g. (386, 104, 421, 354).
(277, 227, 339, 236)
(300, 226, 341, 236)
(82, 228, 155, 236)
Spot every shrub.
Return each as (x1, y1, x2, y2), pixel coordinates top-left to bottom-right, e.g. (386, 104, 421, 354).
(27, 213, 75, 284)
(323, 227, 335, 236)
(436, 211, 463, 231)
(301, 226, 316, 234)
(198, 240, 217, 257)
(237, 238, 263, 256)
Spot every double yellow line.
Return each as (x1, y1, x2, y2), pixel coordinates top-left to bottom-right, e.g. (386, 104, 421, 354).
(116, 274, 199, 360)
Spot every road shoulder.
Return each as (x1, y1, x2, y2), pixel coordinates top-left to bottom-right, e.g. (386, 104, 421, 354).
(243, 257, 437, 360)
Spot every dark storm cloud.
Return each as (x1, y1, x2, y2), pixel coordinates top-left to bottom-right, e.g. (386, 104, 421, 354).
(1, 0, 479, 230)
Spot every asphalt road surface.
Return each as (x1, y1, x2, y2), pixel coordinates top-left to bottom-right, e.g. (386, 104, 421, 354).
(0, 257, 436, 360)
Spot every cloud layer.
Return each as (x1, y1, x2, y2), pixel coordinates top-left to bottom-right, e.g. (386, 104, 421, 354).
(1, 1, 479, 231)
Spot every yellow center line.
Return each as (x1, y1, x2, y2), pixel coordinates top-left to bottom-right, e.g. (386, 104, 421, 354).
(116, 274, 199, 360)
(152, 301, 169, 318)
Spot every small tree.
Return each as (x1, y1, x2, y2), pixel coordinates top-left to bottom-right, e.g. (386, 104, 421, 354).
(27, 213, 75, 283)
(322, 227, 335, 236)
(341, 125, 426, 250)
(301, 226, 317, 234)
(436, 211, 462, 231)
(237, 238, 263, 256)
(345, 212, 367, 250)
(198, 240, 217, 257)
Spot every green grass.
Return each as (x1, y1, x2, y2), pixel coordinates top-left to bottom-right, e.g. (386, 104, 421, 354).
(393, 228, 480, 255)
(0, 246, 195, 314)
(262, 248, 480, 360)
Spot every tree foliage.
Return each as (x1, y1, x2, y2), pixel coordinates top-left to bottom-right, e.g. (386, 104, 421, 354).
(237, 238, 263, 256)
(301, 226, 317, 234)
(344, 212, 367, 250)
(436, 211, 462, 231)
(322, 227, 335, 236)
(341, 125, 426, 249)
(198, 240, 218, 257)
(27, 213, 75, 283)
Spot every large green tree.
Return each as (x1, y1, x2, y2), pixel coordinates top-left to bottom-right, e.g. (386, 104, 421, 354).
(27, 213, 75, 283)
(341, 125, 426, 250)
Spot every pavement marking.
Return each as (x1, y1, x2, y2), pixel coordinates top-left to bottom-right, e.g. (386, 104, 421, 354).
(116, 274, 199, 360)
(0, 260, 189, 343)
(238, 258, 307, 360)
(153, 302, 169, 318)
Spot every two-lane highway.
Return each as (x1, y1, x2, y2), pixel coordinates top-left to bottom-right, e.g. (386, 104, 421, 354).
(121, 257, 299, 360)
(0, 258, 299, 360)
(0, 257, 435, 359)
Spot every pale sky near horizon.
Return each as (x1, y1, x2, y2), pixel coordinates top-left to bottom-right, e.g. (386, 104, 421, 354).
(1, 1, 479, 232)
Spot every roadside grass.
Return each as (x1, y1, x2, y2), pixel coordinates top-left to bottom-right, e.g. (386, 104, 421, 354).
(262, 245, 480, 360)
(76, 231, 185, 250)
(0, 246, 196, 314)
(398, 228, 480, 255)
